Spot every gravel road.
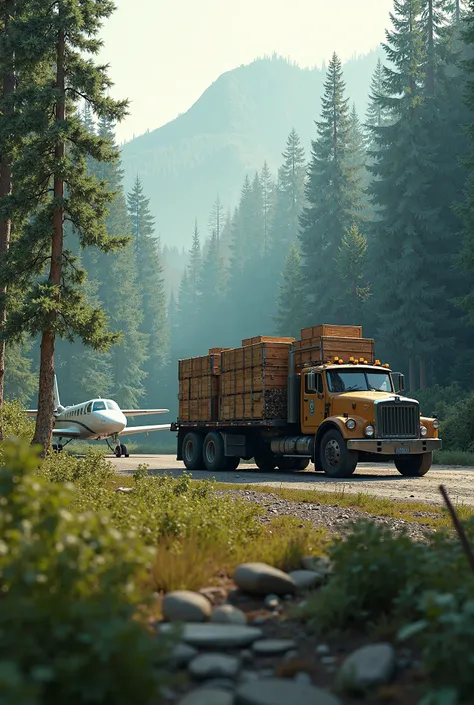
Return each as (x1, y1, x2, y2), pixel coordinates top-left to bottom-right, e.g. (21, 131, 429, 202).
(111, 454, 474, 507)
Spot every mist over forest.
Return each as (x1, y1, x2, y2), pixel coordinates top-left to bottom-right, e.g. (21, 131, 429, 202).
(4, 0, 474, 447)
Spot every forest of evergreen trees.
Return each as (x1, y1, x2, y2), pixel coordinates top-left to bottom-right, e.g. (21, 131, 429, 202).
(4, 0, 474, 439)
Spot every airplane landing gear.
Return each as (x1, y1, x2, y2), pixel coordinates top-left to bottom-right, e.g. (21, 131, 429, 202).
(115, 443, 129, 458)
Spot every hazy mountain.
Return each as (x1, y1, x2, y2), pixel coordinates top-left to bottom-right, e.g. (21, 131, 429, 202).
(120, 50, 384, 249)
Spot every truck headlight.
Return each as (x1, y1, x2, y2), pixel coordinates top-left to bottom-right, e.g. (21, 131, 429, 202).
(365, 425, 374, 437)
(420, 425, 427, 437)
(433, 419, 440, 429)
(345, 418, 356, 430)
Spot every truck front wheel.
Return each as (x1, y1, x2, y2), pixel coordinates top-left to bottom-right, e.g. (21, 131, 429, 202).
(203, 432, 227, 472)
(395, 452, 432, 477)
(183, 432, 205, 471)
(319, 428, 358, 478)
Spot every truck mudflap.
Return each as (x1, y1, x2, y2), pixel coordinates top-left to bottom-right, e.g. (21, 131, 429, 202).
(346, 438, 442, 454)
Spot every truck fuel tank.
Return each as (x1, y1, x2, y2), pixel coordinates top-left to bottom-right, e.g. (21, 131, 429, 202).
(271, 436, 314, 457)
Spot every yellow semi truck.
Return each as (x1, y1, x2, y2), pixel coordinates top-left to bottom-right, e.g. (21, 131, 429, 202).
(171, 324, 441, 478)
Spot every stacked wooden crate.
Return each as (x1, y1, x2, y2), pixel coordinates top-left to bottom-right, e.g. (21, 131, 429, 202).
(219, 336, 294, 421)
(293, 324, 374, 368)
(178, 349, 227, 422)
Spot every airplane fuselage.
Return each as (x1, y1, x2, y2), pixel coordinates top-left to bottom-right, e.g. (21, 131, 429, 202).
(54, 399, 127, 441)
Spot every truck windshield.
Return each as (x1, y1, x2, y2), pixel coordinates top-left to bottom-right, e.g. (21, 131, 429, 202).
(327, 369, 393, 393)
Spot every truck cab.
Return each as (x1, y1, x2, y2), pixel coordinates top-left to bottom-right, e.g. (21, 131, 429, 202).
(298, 360, 441, 477)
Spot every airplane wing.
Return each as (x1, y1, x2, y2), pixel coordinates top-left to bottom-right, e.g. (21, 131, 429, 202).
(26, 410, 38, 417)
(120, 409, 169, 417)
(52, 427, 81, 438)
(118, 424, 171, 436)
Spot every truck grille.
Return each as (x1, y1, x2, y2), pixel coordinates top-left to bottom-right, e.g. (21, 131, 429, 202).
(376, 402, 419, 439)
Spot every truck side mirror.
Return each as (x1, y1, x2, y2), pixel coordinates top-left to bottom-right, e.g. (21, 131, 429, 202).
(393, 372, 405, 393)
(306, 371, 316, 393)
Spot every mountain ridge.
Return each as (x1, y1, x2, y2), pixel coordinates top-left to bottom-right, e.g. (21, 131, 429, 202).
(120, 49, 384, 249)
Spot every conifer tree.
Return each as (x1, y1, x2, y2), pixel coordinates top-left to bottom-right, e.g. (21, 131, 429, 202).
(208, 194, 224, 244)
(127, 175, 169, 406)
(365, 58, 392, 134)
(274, 244, 303, 338)
(188, 220, 201, 298)
(2, 0, 128, 451)
(199, 231, 227, 343)
(299, 53, 362, 323)
(260, 161, 274, 255)
(335, 224, 370, 323)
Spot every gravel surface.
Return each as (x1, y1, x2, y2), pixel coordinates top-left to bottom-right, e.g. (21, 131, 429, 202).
(215, 489, 435, 541)
(111, 455, 474, 507)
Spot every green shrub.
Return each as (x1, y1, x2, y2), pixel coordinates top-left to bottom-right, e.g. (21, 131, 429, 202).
(0, 399, 34, 442)
(0, 439, 170, 705)
(411, 383, 464, 420)
(439, 394, 474, 452)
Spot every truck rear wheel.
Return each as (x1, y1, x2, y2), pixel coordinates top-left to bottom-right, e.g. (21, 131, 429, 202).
(319, 428, 358, 478)
(225, 456, 240, 471)
(183, 432, 205, 471)
(203, 432, 227, 472)
(395, 451, 432, 477)
(277, 457, 310, 471)
(254, 450, 277, 472)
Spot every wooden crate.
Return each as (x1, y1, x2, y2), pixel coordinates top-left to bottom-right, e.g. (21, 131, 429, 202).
(221, 342, 292, 373)
(219, 389, 287, 421)
(294, 336, 374, 367)
(220, 366, 288, 396)
(179, 397, 218, 422)
(300, 324, 362, 340)
(242, 335, 295, 347)
(178, 353, 221, 380)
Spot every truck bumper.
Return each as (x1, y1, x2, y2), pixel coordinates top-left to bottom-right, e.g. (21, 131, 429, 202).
(346, 438, 442, 454)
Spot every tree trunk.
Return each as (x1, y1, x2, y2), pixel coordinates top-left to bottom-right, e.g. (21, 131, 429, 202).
(0, 0, 15, 441)
(409, 356, 416, 392)
(456, 0, 460, 23)
(419, 355, 427, 390)
(32, 26, 65, 454)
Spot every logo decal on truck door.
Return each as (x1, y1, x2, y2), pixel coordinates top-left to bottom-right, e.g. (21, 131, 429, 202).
(309, 400, 315, 416)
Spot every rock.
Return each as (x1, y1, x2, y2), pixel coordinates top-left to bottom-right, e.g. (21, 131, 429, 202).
(301, 556, 333, 576)
(283, 649, 299, 662)
(294, 672, 312, 685)
(235, 678, 342, 705)
(233, 563, 296, 596)
(241, 650, 253, 664)
(252, 639, 297, 656)
(264, 594, 282, 610)
(320, 656, 336, 666)
(239, 670, 260, 683)
(203, 679, 236, 691)
(337, 643, 396, 693)
(171, 643, 199, 668)
(211, 604, 247, 625)
(160, 623, 264, 649)
(315, 644, 331, 656)
(199, 587, 228, 604)
(178, 689, 234, 705)
(115, 487, 133, 493)
(189, 654, 241, 680)
(163, 590, 212, 623)
(288, 570, 323, 591)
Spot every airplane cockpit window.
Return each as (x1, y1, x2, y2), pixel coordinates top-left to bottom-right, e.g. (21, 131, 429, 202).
(106, 400, 120, 411)
(92, 401, 106, 412)
(86, 403, 92, 413)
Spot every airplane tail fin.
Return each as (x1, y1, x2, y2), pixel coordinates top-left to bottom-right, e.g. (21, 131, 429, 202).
(54, 374, 61, 411)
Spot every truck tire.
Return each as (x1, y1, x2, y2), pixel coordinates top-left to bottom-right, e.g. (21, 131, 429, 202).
(183, 432, 205, 470)
(319, 428, 358, 478)
(203, 432, 227, 472)
(254, 450, 277, 472)
(395, 452, 432, 477)
(277, 457, 310, 472)
(225, 456, 240, 471)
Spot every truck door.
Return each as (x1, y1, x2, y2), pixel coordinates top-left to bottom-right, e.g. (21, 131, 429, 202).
(302, 371, 325, 433)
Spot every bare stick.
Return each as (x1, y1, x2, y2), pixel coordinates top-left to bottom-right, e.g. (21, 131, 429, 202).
(439, 484, 474, 574)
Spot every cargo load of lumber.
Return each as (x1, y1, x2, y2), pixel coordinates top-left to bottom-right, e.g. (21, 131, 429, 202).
(293, 324, 374, 368)
(219, 337, 294, 421)
(178, 350, 225, 422)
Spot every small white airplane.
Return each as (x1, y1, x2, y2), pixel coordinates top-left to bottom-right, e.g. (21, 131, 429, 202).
(27, 376, 171, 457)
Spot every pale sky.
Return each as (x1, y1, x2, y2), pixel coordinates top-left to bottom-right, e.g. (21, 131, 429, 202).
(98, 0, 394, 144)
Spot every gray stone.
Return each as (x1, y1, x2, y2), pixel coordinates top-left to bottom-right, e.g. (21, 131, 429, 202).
(235, 678, 342, 705)
(289, 570, 323, 591)
(321, 656, 336, 666)
(177, 689, 234, 705)
(199, 678, 235, 691)
(160, 623, 263, 649)
(301, 556, 333, 576)
(163, 590, 212, 623)
(239, 670, 260, 683)
(264, 594, 282, 610)
(211, 605, 247, 625)
(189, 654, 241, 680)
(252, 639, 297, 656)
(233, 563, 296, 596)
(294, 672, 312, 685)
(171, 643, 199, 668)
(283, 649, 299, 662)
(315, 644, 331, 656)
(337, 643, 396, 693)
(240, 650, 253, 664)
